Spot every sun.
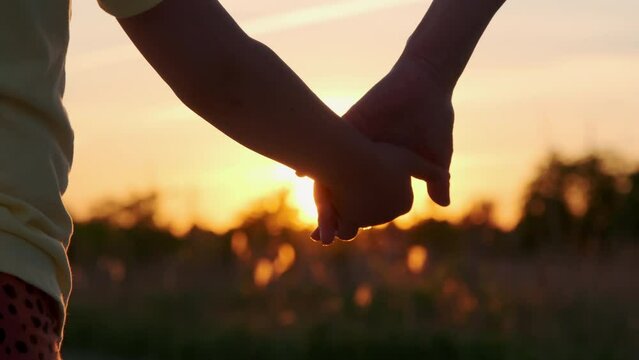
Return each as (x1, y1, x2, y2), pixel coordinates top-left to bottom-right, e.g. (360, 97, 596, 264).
(263, 94, 356, 228)
(288, 176, 318, 226)
(271, 165, 317, 227)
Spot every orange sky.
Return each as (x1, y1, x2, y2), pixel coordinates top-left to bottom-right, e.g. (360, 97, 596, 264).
(63, 0, 639, 233)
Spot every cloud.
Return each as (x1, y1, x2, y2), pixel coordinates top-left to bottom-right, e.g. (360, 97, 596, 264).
(242, 0, 421, 35)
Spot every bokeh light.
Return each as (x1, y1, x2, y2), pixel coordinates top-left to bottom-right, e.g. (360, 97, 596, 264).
(407, 245, 428, 274)
(354, 283, 373, 308)
(274, 243, 296, 275)
(254, 258, 274, 288)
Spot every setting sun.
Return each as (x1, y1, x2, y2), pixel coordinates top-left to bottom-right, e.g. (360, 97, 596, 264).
(271, 165, 318, 227)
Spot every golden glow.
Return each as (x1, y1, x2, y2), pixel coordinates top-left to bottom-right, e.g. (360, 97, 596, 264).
(271, 165, 317, 227)
(62, 1, 639, 235)
(231, 231, 250, 259)
(407, 245, 428, 274)
(253, 244, 295, 288)
(274, 243, 296, 275)
(322, 95, 358, 117)
(564, 176, 590, 218)
(289, 178, 317, 227)
(354, 283, 373, 308)
(254, 258, 275, 288)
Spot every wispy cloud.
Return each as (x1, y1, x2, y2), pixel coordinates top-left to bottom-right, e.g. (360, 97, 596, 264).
(242, 0, 421, 35)
(69, 0, 421, 72)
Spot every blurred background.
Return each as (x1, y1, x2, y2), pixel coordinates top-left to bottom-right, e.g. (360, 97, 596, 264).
(62, 0, 638, 359)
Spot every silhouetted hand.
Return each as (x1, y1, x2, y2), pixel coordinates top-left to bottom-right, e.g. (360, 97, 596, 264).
(313, 140, 448, 244)
(312, 54, 454, 244)
(316, 142, 448, 240)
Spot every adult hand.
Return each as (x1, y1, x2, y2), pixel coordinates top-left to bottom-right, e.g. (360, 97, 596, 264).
(312, 53, 455, 244)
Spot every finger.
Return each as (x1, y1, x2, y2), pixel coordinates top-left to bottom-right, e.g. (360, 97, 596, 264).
(319, 209, 337, 245)
(310, 227, 321, 242)
(418, 146, 452, 207)
(426, 178, 451, 207)
(405, 152, 451, 206)
(406, 152, 449, 183)
(336, 222, 359, 241)
(314, 183, 337, 245)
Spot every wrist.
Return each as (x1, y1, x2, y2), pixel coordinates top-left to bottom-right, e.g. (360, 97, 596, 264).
(397, 47, 456, 96)
(402, 0, 506, 92)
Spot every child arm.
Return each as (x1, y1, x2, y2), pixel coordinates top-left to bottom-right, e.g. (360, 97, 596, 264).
(116, 0, 447, 231)
(117, 0, 365, 184)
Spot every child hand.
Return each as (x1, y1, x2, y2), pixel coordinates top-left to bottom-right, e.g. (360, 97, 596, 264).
(311, 141, 448, 244)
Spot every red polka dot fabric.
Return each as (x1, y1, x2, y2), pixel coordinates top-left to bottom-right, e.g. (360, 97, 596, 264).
(0, 273, 61, 360)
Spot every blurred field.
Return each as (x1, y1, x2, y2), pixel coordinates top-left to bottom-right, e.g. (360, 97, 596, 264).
(61, 154, 639, 359)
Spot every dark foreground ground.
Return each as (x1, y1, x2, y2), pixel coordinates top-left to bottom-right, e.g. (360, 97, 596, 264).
(61, 242, 639, 360)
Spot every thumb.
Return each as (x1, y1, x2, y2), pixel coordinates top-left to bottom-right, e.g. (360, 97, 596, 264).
(405, 152, 451, 206)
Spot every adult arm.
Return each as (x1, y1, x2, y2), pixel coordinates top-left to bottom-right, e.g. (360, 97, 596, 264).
(404, 0, 507, 92)
(314, 0, 507, 242)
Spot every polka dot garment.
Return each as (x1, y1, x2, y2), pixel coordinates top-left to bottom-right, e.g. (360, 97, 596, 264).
(0, 273, 61, 360)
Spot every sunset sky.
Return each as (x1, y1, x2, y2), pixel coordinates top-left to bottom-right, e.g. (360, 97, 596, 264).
(63, 0, 639, 233)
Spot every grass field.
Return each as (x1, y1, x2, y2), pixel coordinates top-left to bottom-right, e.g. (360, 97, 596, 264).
(62, 239, 639, 360)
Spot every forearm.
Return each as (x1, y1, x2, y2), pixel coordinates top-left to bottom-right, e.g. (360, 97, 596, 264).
(200, 41, 375, 183)
(119, 0, 371, 184)
(402, 0, 506, 91)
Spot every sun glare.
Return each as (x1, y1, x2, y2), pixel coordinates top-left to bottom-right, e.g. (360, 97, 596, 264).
(289, 177, 317, 226)
(266, 96, 358, 229)
(272, 165, 318, 227)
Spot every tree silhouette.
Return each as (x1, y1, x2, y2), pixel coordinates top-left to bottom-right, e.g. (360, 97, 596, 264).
(517, 154, 635, 252)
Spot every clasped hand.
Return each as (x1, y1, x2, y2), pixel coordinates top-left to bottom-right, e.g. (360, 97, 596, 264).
(309, 54, 455, 244)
